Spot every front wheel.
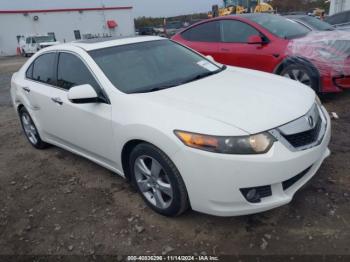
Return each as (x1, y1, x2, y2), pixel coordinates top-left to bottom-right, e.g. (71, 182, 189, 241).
(19, 107, 49, 149)
(280, 63, 320, 92)
(129, 143, 189, 217)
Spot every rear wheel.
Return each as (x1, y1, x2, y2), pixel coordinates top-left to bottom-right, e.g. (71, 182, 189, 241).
(280, 63, 320, 92)
(129, 143, 189, 216)
(19, 107, 49, 149)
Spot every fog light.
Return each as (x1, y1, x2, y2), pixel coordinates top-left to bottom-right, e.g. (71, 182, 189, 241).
(240, 185, 272, 203)
(246, 188, 257, 201)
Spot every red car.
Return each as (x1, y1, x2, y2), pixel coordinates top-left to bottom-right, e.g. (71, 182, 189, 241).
(172, 14, 350, 93)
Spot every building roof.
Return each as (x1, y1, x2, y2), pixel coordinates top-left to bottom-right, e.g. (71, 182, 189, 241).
(0, 0, 132, 14)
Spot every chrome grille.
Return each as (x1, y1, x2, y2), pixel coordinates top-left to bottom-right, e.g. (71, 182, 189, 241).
(269, 103, 327, 151)
(282, 116, 322, 148)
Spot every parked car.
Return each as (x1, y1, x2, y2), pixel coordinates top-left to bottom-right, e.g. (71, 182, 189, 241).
(285, 15, 336, 32)
(172, 14, 350, 93)
(11, 36, 331, 217)
(19, 35, 59, 57)
(156, 21, 186, 38)
(165, 21, 185, 37)
(138, 27, 156, 36)
(325, 10, 350, 31)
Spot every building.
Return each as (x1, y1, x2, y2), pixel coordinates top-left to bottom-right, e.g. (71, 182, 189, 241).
(0, 0, 134, 56)
(329, 0, 350, 15)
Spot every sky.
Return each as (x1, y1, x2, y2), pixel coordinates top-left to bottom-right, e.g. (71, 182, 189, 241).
(133, 0, 222, 18)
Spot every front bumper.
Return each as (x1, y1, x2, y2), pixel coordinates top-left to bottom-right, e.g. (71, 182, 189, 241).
(172, 107, 331, 216)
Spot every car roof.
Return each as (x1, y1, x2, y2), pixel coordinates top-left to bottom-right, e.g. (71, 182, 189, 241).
(285, 15, 308, 19)
(70, 35, 165, 51)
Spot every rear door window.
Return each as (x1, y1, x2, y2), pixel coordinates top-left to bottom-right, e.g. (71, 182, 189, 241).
(181, 21, 221, 42)
(31, 53, 56, 85)
(26, 63, 34, 79)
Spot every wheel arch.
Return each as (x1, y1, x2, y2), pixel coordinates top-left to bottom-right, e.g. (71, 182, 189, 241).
(118, 124, 183, 181)
(273, 56, 316, 74)
(17, 103, 25, 113)
(273, 56, 321, 92)
(121, 139, 146, 181)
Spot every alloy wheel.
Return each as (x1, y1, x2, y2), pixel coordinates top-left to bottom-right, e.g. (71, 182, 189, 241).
(21, 113, 38, 145)
(134, 155, 173, 209)
(283, 69, 312, 87)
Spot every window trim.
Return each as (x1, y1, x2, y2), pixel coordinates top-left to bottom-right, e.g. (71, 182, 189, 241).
(25, 51, 58, 86)
(25, 50, 110, 104)
(181, 18, 269, 44)
(56, 51, 110, 104)
(220, 18, 270, 44)
(220, 19, 261, 43)
(180, 20, 222, 43)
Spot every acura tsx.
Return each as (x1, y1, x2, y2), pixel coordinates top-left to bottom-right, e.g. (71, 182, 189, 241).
(11, 36, 331, 217)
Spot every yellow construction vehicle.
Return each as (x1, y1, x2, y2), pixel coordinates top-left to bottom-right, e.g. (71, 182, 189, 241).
(208, 0, 246, 18)
(312, 8, 326, 17)
(254, 2, 274, 13)
(208, 0, 274, 18)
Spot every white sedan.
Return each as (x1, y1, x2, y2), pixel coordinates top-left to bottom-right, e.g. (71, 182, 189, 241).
(11, 36, 331, 217)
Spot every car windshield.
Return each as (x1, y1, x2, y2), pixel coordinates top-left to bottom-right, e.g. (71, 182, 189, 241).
(299, 16, 335, 31)
(248, 14, 311, 39)
(33, 36, 55, 43)
(89, 40, 223, 94)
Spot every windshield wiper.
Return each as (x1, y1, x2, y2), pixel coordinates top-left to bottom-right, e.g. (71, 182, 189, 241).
(130, 66, 226, 94)
(181, 66, 226, 85)
(129, 82, 182, 94)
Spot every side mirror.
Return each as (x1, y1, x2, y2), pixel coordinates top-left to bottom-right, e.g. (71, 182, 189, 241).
(68, 84, 99, 104)
(247, 35, 263, 45)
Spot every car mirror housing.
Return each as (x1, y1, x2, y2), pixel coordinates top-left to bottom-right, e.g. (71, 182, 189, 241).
(248, 35, 263, 45)
(67, 84, 99, 104)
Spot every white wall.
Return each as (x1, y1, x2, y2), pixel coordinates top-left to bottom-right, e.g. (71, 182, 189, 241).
(0, 0, 134, 11)
(0, 9, 135, 56)
(329, 0, 350, 15)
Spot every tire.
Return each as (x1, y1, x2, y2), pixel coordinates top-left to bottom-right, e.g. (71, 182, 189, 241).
(280, 63, 320, 93)
(129, 143, 189, 217)
(19, 107, 49, 149)
(22, 50, 27, 57)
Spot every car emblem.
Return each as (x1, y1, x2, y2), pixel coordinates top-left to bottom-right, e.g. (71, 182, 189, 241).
(308, 116, 314, 128)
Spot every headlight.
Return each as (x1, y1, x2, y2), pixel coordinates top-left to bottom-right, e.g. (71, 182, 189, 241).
(174, 130, 275, 154)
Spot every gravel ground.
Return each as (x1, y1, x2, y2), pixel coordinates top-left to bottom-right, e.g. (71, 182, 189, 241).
(0, 56, 349, 258)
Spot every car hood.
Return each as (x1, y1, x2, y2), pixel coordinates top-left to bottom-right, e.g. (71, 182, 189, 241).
(142, 67, 315, 134)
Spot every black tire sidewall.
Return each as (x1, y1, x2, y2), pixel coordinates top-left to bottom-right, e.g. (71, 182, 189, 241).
(129, 143, 188, 217)
(281, 63, 320, 93)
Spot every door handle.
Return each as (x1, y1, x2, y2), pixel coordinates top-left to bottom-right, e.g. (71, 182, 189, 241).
(221, 48, 230, 52)
(51, 97, 63, 105)
(22, 87, 31, 93)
